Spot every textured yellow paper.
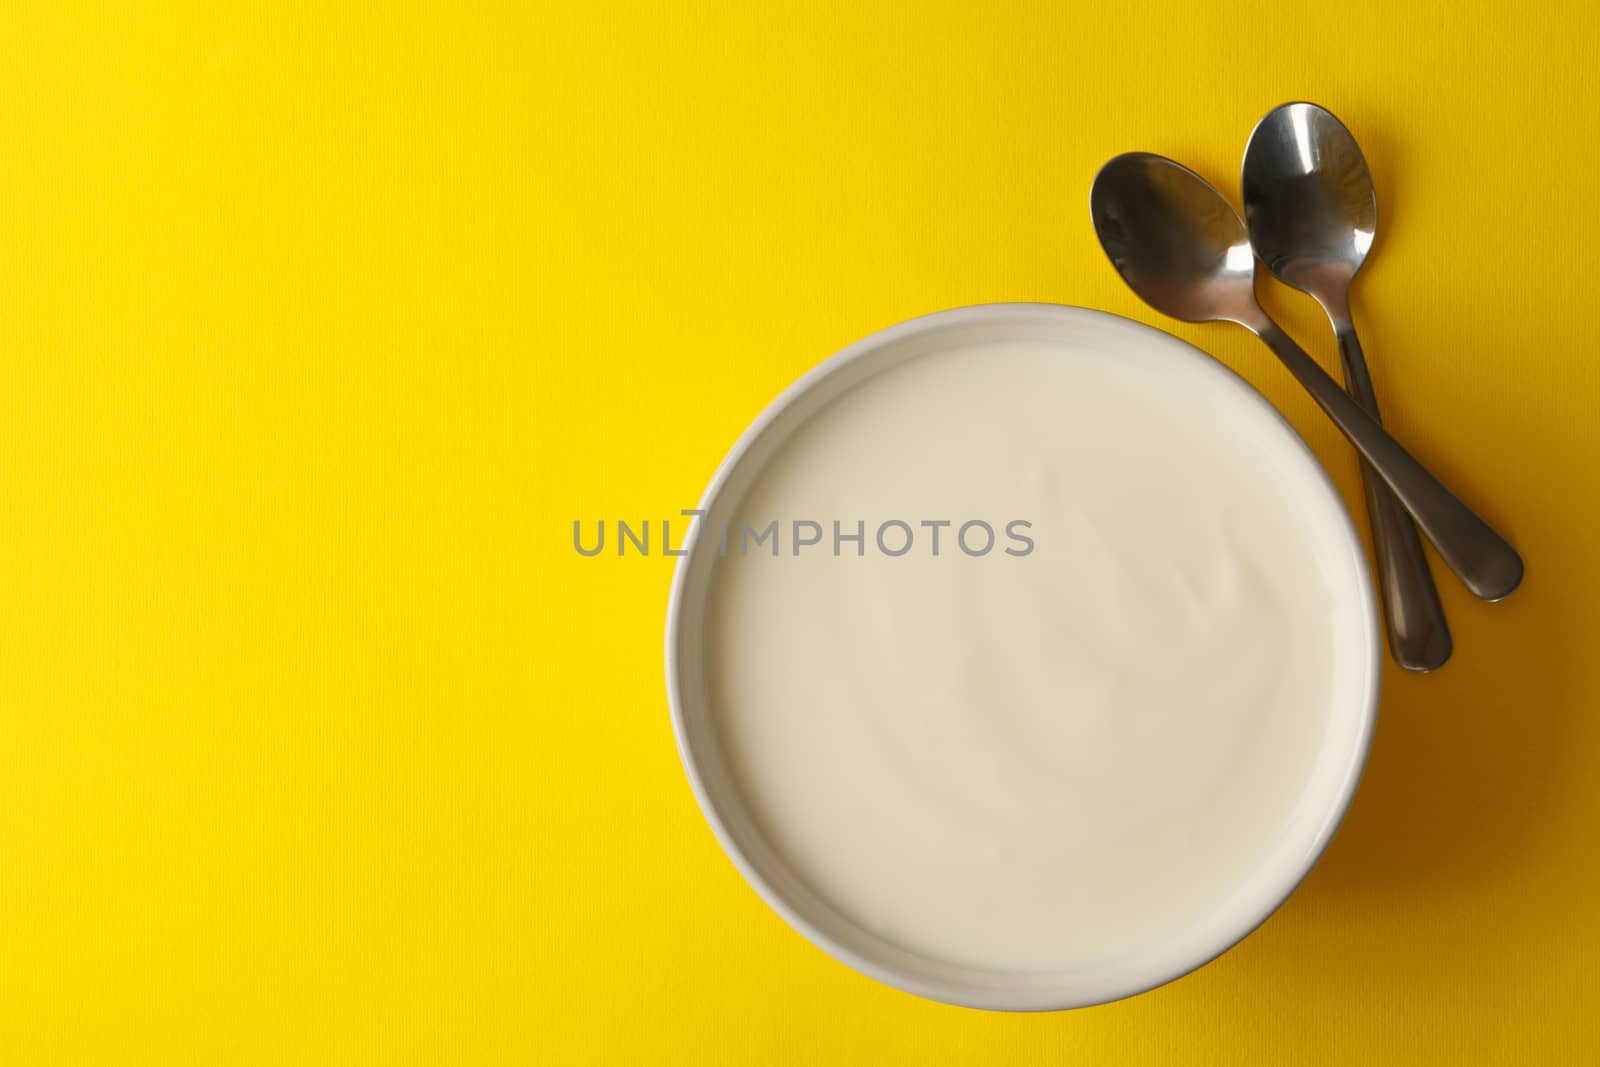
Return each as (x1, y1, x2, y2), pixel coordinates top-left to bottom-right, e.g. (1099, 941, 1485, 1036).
(2, 2, 1597, 1063)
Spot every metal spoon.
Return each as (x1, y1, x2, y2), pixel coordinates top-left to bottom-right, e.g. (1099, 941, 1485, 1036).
(1089, 152, 1523, 602)
(1241, 102, 1451, 671)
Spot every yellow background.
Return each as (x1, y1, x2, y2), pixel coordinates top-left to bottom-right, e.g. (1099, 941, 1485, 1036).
(3, 2, 1597, 1062)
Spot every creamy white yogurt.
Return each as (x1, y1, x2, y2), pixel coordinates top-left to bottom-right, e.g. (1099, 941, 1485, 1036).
(672, 306, 1376, 1003)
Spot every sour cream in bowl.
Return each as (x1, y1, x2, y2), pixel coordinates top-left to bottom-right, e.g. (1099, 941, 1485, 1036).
(665, 304, 1379, 1011)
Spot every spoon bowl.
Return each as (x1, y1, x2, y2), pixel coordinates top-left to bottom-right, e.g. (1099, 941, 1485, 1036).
(1242, 103, 1376, 299)
(1090, 153, 1258, 324)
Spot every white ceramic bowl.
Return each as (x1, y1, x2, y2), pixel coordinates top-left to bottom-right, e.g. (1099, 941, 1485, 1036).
(665, 304, 1380, 1010)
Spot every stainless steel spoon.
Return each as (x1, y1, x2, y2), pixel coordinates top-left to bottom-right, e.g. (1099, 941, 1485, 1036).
(1089, 152, 1523, 602)
(1242, 102, 1451, 671)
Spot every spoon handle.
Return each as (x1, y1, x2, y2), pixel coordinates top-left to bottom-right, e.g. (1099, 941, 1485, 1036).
(1332, 319, 1452, 669)
(1251, 319, 1523, 601)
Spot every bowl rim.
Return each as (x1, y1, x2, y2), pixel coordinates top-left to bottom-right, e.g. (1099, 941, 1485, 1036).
(663, 301, 1382, 1011)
